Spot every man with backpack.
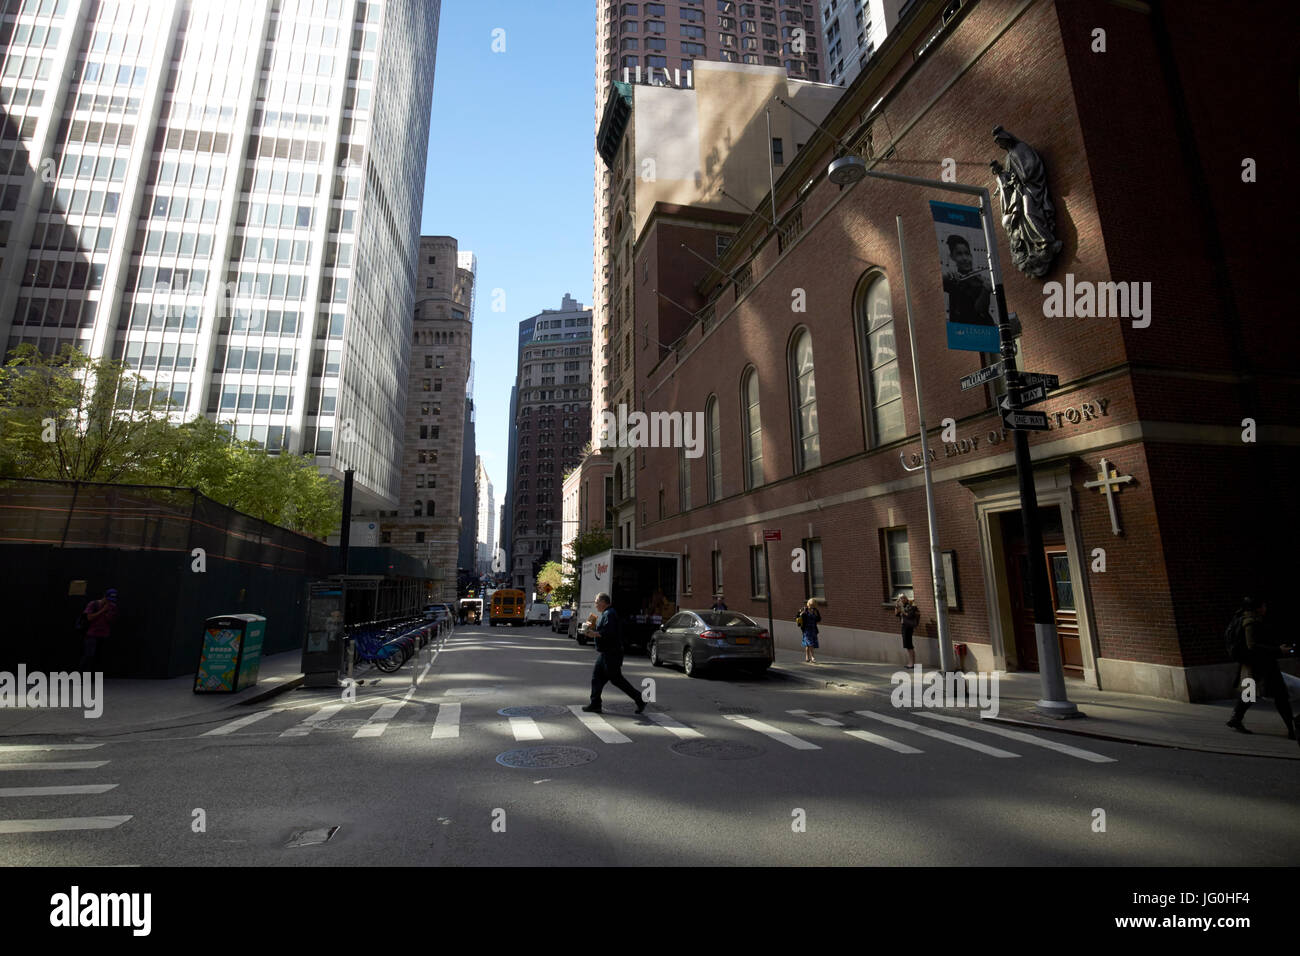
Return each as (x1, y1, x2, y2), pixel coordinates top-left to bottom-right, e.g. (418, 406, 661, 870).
(581, 592, 645, 714)
(1225, 596, 1296, 745)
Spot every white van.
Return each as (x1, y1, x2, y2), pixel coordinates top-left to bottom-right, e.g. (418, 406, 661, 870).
(526, 602, 551, 626)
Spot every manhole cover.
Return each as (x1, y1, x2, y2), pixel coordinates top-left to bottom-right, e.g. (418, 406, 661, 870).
(497, 705, 569, 718)
(716, 705, 760, 715)
(317, 718, 370, 731)
(602, 701, 664, 715)
(446, 687, 497, 697)
(287, 825, 339, 847)
(672, 740, 763, 760)
(496, 746, 598, 769)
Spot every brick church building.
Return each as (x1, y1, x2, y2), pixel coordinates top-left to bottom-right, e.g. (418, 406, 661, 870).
(615, 0, 1294, 702)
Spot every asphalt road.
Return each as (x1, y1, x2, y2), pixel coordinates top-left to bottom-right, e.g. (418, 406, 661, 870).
(3, 624, 1297, 866)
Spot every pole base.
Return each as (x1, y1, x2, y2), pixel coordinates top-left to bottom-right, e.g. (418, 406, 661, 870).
(1035, 699, 1083, 719)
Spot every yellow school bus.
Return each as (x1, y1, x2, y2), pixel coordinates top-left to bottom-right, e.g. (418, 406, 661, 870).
(489, 589, 527, 626)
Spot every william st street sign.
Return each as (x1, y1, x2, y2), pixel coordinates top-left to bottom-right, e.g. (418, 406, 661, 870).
(959, 362, 1004, 391)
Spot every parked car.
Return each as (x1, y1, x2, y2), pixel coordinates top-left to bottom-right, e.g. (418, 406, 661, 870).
(526, 601, 551, 626)
(550, 606, 574, 632)
(647, 610, 772, 677)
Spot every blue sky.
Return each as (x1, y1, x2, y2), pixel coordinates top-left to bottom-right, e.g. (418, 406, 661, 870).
(420, 1, 596, 505)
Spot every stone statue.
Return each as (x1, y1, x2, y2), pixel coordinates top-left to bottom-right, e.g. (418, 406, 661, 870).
(989, 126, 1063, 278)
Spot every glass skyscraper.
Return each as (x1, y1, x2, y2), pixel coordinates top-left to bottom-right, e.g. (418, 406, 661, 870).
(0, 0, 440, 509)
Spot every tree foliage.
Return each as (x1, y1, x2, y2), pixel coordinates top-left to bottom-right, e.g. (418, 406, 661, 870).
(537, 560, 565, 605)
(0, 345, 341, 538)
(552, 528, 612, 607)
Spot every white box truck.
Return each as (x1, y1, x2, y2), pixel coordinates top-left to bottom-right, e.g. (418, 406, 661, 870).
(570, 549, 681, 651)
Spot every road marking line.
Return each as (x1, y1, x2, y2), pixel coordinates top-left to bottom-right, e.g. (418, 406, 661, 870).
(510, 717, 543, 741)
(201, 710, 277, 736)
(0, 784, 118, 797)
(567, 705, 631, 744)
(0, 815, 132, 834)
(431, 702, 461, 739)
(0, 744, 103, 753)
(787, 709, 845, 727)
(645, 712, 704, 739)
(918, 713, 1117, 763)
(854, 711, 1019, 758)
(843, 729, 924, 754)
(0, 761, 110, 771)
(723, 715, 820, 750)
(354, 700, 406, 738)
(281, 703, 344, 737)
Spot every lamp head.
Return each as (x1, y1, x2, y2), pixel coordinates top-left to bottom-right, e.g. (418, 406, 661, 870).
(828, 154, 866, 185)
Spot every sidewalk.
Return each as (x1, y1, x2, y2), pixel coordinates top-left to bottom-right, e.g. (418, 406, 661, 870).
(0, 650, 305, 738)
(769, 653, 1300, 760)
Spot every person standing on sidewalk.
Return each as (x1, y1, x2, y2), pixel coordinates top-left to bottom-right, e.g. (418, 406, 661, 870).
(1226, 597, 1296, 744)
(798, 598, 821, 664)
(79, 587, 118, 671)
(581, 593, 645, 714)
(711, 594, 728, 611)
(895, 594, 920, 668)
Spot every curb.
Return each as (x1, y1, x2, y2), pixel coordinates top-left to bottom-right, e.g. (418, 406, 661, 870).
(235, 675, 304, 707)
(769, 665, 1297, 760)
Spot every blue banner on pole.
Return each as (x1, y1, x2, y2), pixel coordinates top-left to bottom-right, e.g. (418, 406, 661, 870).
(930, 201, 1000, 353)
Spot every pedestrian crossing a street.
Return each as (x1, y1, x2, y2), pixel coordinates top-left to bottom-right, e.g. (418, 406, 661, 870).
(172, 696, 1119, 764)
(0, 744, 131, 836)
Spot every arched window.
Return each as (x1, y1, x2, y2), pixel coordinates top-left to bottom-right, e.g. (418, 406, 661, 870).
(790, 329, 820, 471)
(859, 273, 905, 445)
(741, 366, 763, 490)
(706, 394, 722, 502)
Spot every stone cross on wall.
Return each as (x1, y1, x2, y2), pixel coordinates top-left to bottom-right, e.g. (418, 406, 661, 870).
(1083, 457, 1133, 535)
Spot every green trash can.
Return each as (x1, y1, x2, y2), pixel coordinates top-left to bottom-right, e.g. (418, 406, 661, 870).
(194, 614, 267, 693)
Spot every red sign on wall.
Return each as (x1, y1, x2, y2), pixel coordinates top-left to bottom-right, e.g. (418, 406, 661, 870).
(763, 530, 781, 542)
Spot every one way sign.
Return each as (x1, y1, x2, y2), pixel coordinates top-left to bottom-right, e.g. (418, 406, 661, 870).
(1002, 408, 1050, 431)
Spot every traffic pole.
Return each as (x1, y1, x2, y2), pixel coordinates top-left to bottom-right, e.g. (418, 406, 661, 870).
(977, 192, 1077, 716)
(763, 539, 774, 663)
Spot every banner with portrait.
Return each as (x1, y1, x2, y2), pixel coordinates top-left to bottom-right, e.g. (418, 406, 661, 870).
(930, 201, 1000, 353)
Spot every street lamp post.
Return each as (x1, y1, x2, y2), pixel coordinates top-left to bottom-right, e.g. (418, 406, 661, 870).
(827, 160, 1078, 716)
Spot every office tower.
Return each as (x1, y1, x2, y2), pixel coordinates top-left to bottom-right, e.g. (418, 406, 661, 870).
(474, 455, 493, 576)
(371, 234, 472, 599)
(819, 0, 904, 86)
(506, 294, 591, 595)
(0, 0, 440, 511)
(591, 0, 827, 458)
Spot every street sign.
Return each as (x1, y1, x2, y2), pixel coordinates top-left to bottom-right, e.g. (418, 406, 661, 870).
(959, 361, 1004, 391)
(763, 529, 781, 542)
(1002, 409, 1050, 431)
(1020, 371, 1059, 391)
(1016, 384, 1048, 406)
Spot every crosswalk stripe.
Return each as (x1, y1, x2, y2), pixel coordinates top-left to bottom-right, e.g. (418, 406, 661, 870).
(0, 784, 118, 797)
(354, 700, 406, 738)
(430, 702, 461, 739)
(0, 744, 103, 753)
(567, 705, 632, 744)
(510, 717, 543, 741)
(281, 703, 344, 737)
(724, 715, 820, 750)
(0, 815, 132, 834)
(645, 712, 704, 739)
(0, 761, 110, 771)
(788, 709, 845, 727)
(843, 729, 924, 754)
(918, 713, 1117, 762)
(854, 710, 1019, 758)
(202, 710, 277, 736)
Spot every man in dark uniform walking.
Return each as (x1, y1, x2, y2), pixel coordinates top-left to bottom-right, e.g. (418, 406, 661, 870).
(582, 592, 645, 714)
(1226, 597, 1296, 745)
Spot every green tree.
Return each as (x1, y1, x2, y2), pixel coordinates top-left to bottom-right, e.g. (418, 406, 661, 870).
(553, 528, 612, 606)
(0, 345, 341, 539)
(0, 344, 176, 482)
(537, 560, 565, 605)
